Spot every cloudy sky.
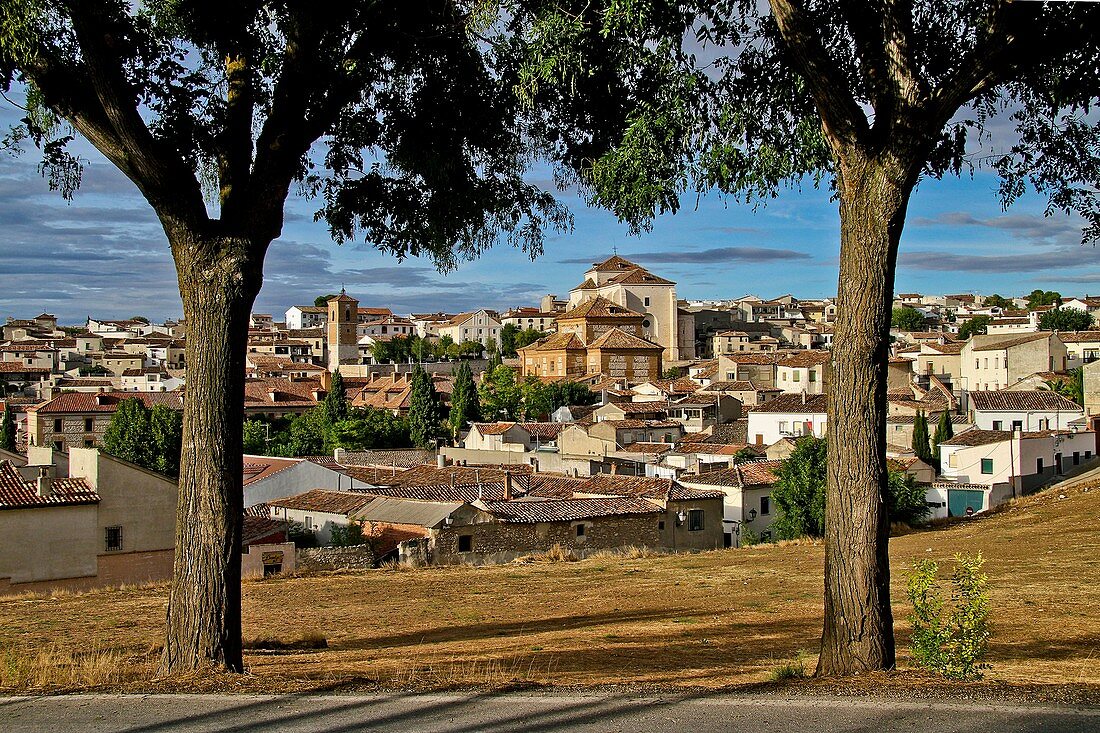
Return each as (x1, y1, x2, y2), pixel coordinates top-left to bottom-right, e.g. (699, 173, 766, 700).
(1, 100, 1095, 324)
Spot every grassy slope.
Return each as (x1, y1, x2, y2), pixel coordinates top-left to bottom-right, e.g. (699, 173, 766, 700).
(1, 480, 1098, 693)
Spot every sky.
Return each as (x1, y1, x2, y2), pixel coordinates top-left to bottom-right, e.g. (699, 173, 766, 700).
(1, 101, 1096, 324)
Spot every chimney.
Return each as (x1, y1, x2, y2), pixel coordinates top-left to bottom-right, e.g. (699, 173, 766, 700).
(268, 390, 278, 402)
(436, 453, 446, 469)
(333, 447, 345, 464)
(801, 390, 806, 405)
(36, 465, 53, 498)
(504, 471, 513, 501)
(450, 471, 456, 488)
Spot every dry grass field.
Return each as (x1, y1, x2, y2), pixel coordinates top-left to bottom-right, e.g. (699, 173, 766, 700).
(2, 480, 1098, 695)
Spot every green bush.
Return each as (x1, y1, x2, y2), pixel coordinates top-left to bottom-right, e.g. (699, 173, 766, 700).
(906, 552, 992, 680)
(330, 521, 366, 547)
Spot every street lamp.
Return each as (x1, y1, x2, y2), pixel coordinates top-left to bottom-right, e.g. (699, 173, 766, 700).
(748, 508, 757, 521)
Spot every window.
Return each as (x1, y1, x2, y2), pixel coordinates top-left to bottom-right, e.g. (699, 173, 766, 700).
(658, 520, 665, 531)
(760, 497, 770, 516)
(948, 452, 957, 468)
(793, 371, 801, 382)
(1012, 420, 1023, 431)
(53, 418, 63, 432)
(644, 297, 651, 307)
(84, 439, 94, 448)
(981, 458, 993, 474)
(575, 524, 585, 537)
(1036, 458, 1044, 473)
(304, 516, 312, 530)
(992, 421, 1003, 430)
(84, 417, 94, 432)
(458, 534, 473, 552)
(688, 509, 704, 531)
(53, 441, 63, 451)
(105, 526, 123, 552)
(809, 370, 817, 382)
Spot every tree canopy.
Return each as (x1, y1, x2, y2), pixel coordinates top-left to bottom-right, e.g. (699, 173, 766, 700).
(1039, 308, 1094, 333)
(1027, 290, 1063, 309)
(957, 315, 993, 340)
(102, 399, 183, 477)
(891, 307, 927, 332)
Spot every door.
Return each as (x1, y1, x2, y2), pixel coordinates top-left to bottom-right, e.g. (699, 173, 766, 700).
(948, 489, 985, 517)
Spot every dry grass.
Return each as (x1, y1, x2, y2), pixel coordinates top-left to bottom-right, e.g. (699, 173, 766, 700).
(514, 543, 579, 564)
(1, 483, 1099, 694)
(243, 629, 328, 651)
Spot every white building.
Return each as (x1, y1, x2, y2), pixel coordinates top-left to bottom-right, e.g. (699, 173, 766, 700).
(968, 390, 1084, 432)
(436, 309, 502, 349)
(746, 393, 828, 447)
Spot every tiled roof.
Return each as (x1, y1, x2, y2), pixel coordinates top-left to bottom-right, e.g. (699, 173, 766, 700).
(601, 401, 670, 415)
(679, 459, 783, 488)
(267, 489, 374, 515)
(0, 461, 99, 509)
(524, 474, 588, 499)
(243, 378, 321, 408)
(30, 391, 183, 414)
(520, 332, 586, 351)
(940, 429, 1014, 447)
(590, 254, 641, 272)
(576, 474, 721, 501)
(779, 351, 830, 368)
(704, 380, 759, 392)
(749, 393, 828, 413)
(969, 390, 1082, 412)
(1057, 331, 1100, 343)
(557, 296, 644, 321)
(335, 449, 436, 469)
(887, 414, 970, 424)
(971, 333, 1051, 351)
(619, 442, 674, 454)
(587, 327, 662, 351)
(482, 497, 662, 523)
(472, 422, 519, 436)
(600, 419, 681, 429)
(0, 363, 50, 374)
(923, 342, 965, 354)
(518, 422, 565, 439)
(357, 482, 508, 503)
(606, 268, 675, 286)
(242, 456, 301, 486)
(722, 352, 787, 365)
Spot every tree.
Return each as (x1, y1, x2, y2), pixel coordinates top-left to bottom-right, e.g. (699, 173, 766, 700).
(520, 375, 553, 419)
(1027, 290, 1063, 309)
(479, 365, 523, 420)
(1039, 308, 1094, 333)
(1044, 368, 1084, 406)
(772, 436, 930, 539)
(314, 294, 338, 308)
(407, 367, 441, 449)
(932, 411, 954, 467)
(983, 294, 1015, 310)
(911, 411, 933, 465)
(958, 315, 993, 340)
(508, 0, 1099, 674)
(102, 398, 152, 468)
(3, 2, 566, 673)
(149, 404, 183, 477)
(323, 371, 348, 423)
(242, 419, 268, 455)
(891, 307, 926, 332)
(500, 323, 521, 358)
(514, 327, 546, 351)
(330, 408, 412, 450)
(546, 381, 597, 412)
(0, 402, 16, 452)
(448, 361, 481, 441)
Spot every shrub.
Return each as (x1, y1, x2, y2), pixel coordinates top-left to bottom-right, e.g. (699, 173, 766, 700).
(330, 521, 365, 547)
(906, 553, 992, 680)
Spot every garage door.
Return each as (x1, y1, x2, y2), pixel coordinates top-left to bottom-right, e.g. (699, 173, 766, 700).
(948, 489, 985, 517)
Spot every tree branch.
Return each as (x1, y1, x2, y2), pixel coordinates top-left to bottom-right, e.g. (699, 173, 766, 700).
(769, 0, 870, 150)
(216, 50, 256, 224)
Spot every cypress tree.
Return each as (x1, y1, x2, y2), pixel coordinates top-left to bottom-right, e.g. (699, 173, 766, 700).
(0, 402, 16, 452)
(323, 370, 348, 422)
(448, 362, 481, 441)
(932, 411, 955, 468)
(911, 411, 933, 464)
(408, 366, 440, 449)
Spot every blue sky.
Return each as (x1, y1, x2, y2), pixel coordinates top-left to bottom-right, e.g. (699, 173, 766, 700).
(1, 102, 1095, 324)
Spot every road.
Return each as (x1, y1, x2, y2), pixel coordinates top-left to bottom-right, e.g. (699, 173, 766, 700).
(3, 691, 1098, 732)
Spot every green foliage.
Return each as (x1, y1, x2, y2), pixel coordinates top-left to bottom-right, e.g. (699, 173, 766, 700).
(242, 419, 268, 455)
(407, 366, 441, 449)
(911, 411, 934, 464)
(662, 366, 685, 379)
(500, 323, 521, 358)
(546, 381, 598, 411)
(520, 375, 553, 419)
(286, 522, 318, 549)
(1039, 307, 1094, 333)
(957, 315, 993, 340)
(448, 361, 482, 440)
(983, 294, 1015, 310)
(731, 446, 760, 465)
(330, 409, 411, 450)
(478, 365, 523, 420)
(906, 553, 992, 681)
(314, 294, 338, 308)
(329, 520, 366, 548)
(772, 437, 930, 539)
(771, 437, 828, 539)
(102, 398, 181, 477)
(514, 327, 547, 351)
(0, 402, 16, 452)
(932, 411, 955, 466)
(1027, 290, 1062, 309)
(78, 365, 111, 377)
(323, 371, 348, 422)
(891, 307, 927, 332)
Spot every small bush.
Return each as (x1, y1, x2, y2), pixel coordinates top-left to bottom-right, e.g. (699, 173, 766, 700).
(906, 552, 992, 680)
(769, 651, 809, 681)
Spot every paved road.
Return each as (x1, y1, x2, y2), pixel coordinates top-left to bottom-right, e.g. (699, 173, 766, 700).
(3, 692, 1098, 732)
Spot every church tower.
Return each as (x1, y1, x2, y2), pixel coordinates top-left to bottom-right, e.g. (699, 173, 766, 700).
(326, 290, 359, 372)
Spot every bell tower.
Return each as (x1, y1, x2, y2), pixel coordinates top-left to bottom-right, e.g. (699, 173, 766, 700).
(326, 289, 359, 372)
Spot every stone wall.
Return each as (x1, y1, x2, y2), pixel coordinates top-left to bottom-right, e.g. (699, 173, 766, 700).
(296, 545, 376, 573)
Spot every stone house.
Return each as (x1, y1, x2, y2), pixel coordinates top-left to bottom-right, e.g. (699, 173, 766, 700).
(1060, 331, 1100, 369)
(698, 380, 782, 407)
(26, 391, 184, 451)
(267, 489, 376, 546)
(678, 459, 782, 546)
(243, 454, 374, 508)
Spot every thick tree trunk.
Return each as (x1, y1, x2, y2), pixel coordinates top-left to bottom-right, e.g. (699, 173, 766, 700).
(816, 150, 917, 676)
(159, 232, 263, 674)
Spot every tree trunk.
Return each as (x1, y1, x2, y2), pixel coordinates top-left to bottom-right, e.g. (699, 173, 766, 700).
(159, 232, 263, 674)
(816, 150, 918, 676)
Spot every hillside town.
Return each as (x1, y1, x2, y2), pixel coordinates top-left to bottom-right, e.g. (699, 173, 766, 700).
(3, 255, 1100, 593)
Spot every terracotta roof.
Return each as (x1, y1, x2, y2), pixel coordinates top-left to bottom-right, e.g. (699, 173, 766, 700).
(243, 378, 322, 408)
(721, 352, 787, 365)
(520, 332, 586, 352)
(524, 474, 588, 499)
(268, 489, 374, 515)
(472, 422, 520, 436)
(482, 497, 662, 523)
(335, 449, 436, 469)
(587, 328, 662, 351)
(355, 482, 508, 503)
(969, 390, 1082, 412)
(29, 391, 183, 414)
(703, 380, 762, 392)
(518, 422, 565, 439)
(242, 456, 301, 486)
(679, 459, 783, 488)
(601, 419, 681, 429)
(0, 363, 50, 374)
(590, 255, 641, 272)
(1058, 331, 1100, 343)
(749, 393, 828, 413)
(576, 474, 723, 501)
(0, 461, 99, 509)
(557, 296, 644, 322)
(600, 401, 670, 415)
(619, 442, 675, 455)
(940, 429, 1014, 447)
(779, 351, 831, 368)
(923, 342, 965, 354)
(971, 333, 1051, 351)
(606, 268, 675, 286)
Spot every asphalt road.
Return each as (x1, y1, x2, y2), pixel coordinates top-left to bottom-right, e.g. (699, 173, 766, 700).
(3, 692, 1098, 732)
